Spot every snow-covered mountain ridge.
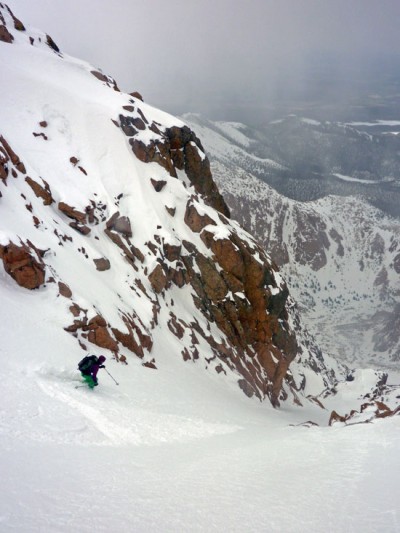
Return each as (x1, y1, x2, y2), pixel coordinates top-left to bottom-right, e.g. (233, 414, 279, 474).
(183, 113, 400, 218)
(0, 3, 346, 408)
(183, 114, 400, 367)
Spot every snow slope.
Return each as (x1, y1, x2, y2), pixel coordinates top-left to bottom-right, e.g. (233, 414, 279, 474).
(1, 312, 400, 532)
(1, 282, 400, 532)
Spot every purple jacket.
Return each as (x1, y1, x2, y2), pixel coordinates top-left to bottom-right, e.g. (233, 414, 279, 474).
(83, 356, 106, 379)
(88, 361, 101, 379)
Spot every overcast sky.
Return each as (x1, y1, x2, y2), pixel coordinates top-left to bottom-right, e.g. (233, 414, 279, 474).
(6, 0, 400, 121)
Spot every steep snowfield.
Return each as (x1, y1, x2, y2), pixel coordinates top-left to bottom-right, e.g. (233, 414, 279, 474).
(1, 283, 400, 532)
(1, 6, 400, 532)
(1, 310, 400, 532)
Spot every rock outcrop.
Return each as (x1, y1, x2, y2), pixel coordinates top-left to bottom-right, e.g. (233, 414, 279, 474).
(117, 109, 230, 217)
(0, 241, 45, 289)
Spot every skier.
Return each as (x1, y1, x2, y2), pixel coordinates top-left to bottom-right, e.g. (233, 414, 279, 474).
(78, 354, 106, 388)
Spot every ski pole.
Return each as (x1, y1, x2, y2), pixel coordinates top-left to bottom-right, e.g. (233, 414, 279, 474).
(104, 367, 119, 385)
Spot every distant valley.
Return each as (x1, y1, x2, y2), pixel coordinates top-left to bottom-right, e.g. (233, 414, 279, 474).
(184, 114, 400, 368)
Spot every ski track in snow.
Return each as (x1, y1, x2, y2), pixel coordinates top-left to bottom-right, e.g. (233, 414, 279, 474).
(1, 361, 399, 532)
(34, 374, 242, 448)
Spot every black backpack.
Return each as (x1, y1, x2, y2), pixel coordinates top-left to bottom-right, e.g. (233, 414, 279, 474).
(78, 355, 98, 373)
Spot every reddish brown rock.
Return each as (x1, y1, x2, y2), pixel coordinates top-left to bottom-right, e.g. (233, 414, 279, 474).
(0, 136, 26, 173)
(119, 115, 138, 136)
(130, 91, 143, 101)
(142, 359, 157, 369)
(0, 241, 45, 289)
(238, 379, 256, 398)
(168, 313, 185, 339)
(184, 202, 216, 233)
(87, 315, 107, 329)
(91, 70, 109, 83)
(25, 176, 53, 205)
(69, 303, 84, 317)
(165, 206, 176, 217)
(87, 315, 118, 352)
(165, 125, 229, 217)
(0, 24, 13, 43)
(93, 258, 111, 271)
(58, 281, 72, 298)
(182, 215, 298, 405)
(119, 114, 147, 134)
(201, 231, 245, 280)
(69, 222, 91, 235)
(106, 212, 132, 237)
(2, 5, 25, 31)
(113, 216, 132, 236)
(58, 201, 86, 223)
(170, 149, 185, 170)
(0, 150, 8, 181)
(221, 271, 244, 294)
(151, 178, 167, 192)
(149, 122, 161, 135)
(91, 70, 120, 91)
(112, 313, 153, 358)
(132, 117, 146, 130)
(196, 254, 228, 301)
(163, 243, 181, 262)
(46, 34, 60, 53)
(168, 267, 186, 288)
(104, 229, 136, 267)
(181, 347, 191, 361)
(88, 327, 118, 352)
(113, 327, 142, 357)
(129, 138, 176, 177)
(148, 264, 167, 293)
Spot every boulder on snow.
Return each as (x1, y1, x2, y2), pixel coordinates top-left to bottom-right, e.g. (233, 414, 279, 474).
(0, 24, 13, 43)
(130, 91, 143, 101)
(150, 178, 167, 192)
(25, 176, 53, 205)
(58, 281, 72, 298)
(91, 70, 120, 91)
(148, 263, 168, 293)
(0, 241, 45, 290)
(0, 135, 26, 174)
(87, 315, 118, 352)
(106, 212, 133, 238)
(58, 201, 86, 223)
(93, 257, 111, 271)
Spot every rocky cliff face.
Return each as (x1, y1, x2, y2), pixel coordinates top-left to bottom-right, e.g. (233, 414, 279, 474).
(183, 115, 400, 367)
(0, 4, 341, 407)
